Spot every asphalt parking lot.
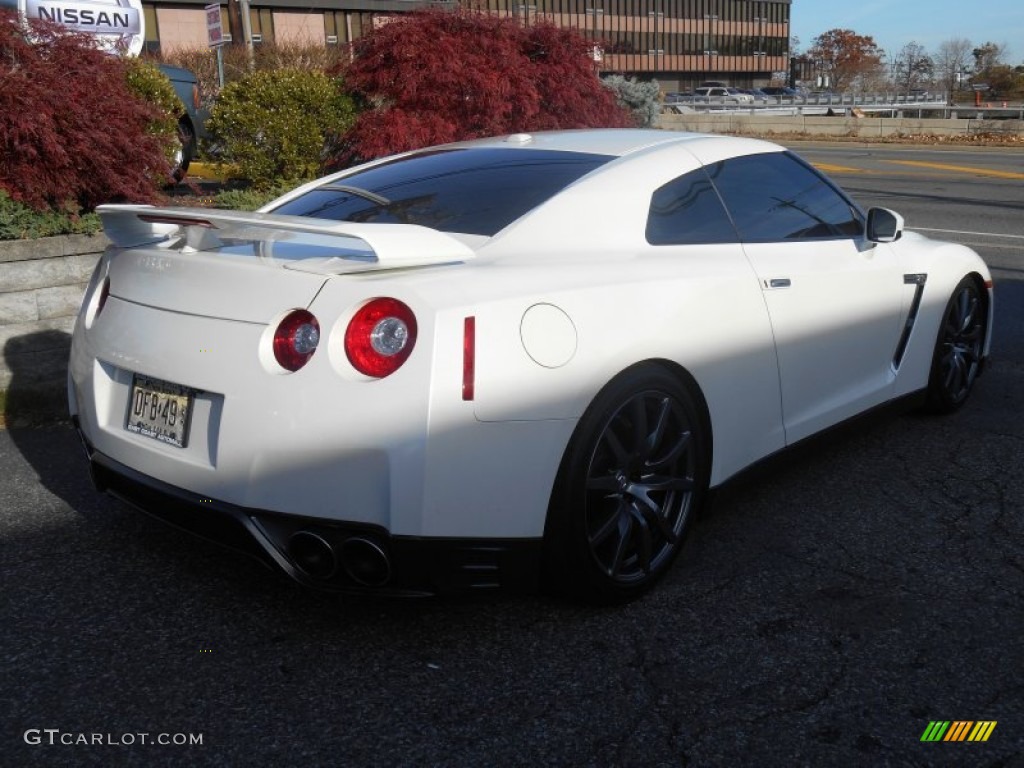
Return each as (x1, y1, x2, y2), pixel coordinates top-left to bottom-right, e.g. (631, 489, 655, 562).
(2, 144, 1022, 766)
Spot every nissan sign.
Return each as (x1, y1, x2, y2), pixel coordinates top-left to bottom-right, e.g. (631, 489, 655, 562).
(17, 0, 145, 56)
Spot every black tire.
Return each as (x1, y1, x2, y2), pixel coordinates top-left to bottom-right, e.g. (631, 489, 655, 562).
(545, 364, 709, 602)
(926, 276, 987, 413)
(172, 118, 196, 182)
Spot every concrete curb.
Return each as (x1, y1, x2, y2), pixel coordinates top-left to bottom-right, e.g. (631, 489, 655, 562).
(0, 232, 108, 264)
(187, 161, 237, 182)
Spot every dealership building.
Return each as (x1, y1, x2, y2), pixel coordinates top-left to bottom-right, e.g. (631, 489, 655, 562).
(20, 0, 793, 90)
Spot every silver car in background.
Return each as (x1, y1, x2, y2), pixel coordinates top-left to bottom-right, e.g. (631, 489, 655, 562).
(693, 87, 754, 104)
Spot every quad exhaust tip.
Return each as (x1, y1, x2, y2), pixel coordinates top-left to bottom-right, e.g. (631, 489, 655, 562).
(340, 537, 391, 587)
(287, 531, 337, 580)
(287, 531, 391, 587)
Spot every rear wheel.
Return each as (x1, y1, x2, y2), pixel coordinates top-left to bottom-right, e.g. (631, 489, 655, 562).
(546, 365, 709, 602)
(926, 277, 987, 413)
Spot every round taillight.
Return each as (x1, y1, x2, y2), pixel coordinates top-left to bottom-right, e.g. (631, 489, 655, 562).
(345, 298, 417, 378)
(273, 310, 320, 372)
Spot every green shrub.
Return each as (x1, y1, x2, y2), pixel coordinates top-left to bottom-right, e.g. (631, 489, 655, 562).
(124, 58, 182, 171)
(205, 69, 356, 188)
(0, 190, 100, 240)
(602, 75, 662, 128)
(211, 183, 297, 211)
(157, 41, 352, 107)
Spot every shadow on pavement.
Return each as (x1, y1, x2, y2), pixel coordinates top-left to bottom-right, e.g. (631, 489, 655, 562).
(2, 329, 95, 516)
(2, 329, 72, 429)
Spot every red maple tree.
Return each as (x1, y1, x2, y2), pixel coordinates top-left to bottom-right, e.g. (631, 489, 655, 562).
(335, 9, 632, 164)
(0, 11, 170, 212)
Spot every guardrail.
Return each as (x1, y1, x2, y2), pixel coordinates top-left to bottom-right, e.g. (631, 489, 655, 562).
(665, 103, 1024, 120)
(658, 111, 1024, 140)
(664, 92, 1024, 121)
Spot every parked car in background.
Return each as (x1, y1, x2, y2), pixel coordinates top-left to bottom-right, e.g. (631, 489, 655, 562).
(693, 87, 754, 104)
(739, 88, 769, 102)
(760, 86, 800, 98)
(664, 91, 696, 104)
(157, 64, 209, 180)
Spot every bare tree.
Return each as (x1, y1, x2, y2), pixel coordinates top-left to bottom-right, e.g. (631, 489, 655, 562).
(892, 41, 934, 92)
(933, 38, 973, 98)
(972, 41, 1006, 73)
(970, 42, 1016, 96)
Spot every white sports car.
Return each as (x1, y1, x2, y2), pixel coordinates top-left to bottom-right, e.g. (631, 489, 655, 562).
(68, 130, 992, 601)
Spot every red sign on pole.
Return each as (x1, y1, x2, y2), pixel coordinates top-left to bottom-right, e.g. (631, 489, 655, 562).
(205, 3, 223, 47)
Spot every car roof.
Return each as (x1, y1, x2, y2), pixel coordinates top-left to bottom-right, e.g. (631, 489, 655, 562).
(265, 130, 783, 225)
(440, 129, 715, 158)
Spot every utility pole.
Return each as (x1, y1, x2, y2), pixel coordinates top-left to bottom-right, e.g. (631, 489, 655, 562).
(227, 0, 255, 68)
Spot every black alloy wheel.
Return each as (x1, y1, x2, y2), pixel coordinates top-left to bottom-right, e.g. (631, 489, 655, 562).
(927, 277, 987, 413)
(547, 365, 708, 602)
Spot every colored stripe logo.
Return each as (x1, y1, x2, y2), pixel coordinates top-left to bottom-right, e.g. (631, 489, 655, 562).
(921, 721, 997, 742)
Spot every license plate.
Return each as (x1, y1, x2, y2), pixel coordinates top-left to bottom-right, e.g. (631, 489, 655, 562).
(125, 374, 194, 448)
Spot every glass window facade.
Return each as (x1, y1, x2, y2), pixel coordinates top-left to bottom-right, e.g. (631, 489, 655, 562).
(495, 0, 792, 84)
(145, 0, 790, 85)
(324, 11, 374, 45)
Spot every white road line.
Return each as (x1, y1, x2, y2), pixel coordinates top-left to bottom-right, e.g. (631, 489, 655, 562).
(955, 243, 1024, 252)
(914, 227, 1024, 241)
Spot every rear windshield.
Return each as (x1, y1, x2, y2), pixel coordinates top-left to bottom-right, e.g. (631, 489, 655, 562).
(270, 148, 612, 237)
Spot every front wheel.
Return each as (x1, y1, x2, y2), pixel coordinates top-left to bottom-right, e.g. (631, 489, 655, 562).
(545, 365, 709, 602)
(926, 277, 987, 413)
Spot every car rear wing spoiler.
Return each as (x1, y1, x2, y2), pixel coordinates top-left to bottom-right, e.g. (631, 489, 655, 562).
(96, 205, 476, 268)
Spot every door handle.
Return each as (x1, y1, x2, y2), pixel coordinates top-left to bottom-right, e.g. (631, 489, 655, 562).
(766, 278, 791, 288)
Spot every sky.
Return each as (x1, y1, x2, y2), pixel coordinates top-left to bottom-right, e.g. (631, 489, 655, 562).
(790, 0, 1024, 65)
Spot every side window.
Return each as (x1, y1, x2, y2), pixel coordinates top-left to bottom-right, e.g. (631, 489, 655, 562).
(646, 168, 739, 245)
(708, 151, 864, 242)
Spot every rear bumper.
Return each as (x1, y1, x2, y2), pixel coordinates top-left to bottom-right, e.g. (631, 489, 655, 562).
(77, 423, 542, 597)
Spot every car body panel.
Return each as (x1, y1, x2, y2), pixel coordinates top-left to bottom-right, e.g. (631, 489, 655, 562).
(462, 247, 786, 483)
(887, 232, 994, 397)
(742, 237, 904, 443)
(158, 64, 208, 141)
(104, 242, 328, 324)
